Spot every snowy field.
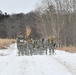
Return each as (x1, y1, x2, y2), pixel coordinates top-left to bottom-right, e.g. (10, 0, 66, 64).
(0, 43, 76, 75)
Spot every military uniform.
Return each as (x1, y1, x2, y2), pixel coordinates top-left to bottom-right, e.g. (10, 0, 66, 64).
(43, 39, 49, 55)
(48, 36, 56, 55)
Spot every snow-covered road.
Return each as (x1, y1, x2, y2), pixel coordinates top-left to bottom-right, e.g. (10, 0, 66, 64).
(0, 43, 76, 75)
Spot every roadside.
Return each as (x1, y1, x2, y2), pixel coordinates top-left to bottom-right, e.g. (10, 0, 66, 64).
(0, 38, 15, 49)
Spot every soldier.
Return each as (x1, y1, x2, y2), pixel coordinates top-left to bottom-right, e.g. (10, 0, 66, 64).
(37, 39, 44, 55)
(25, 26, 33, 55)
(23, 40, 29, 55)
(16, 35, 24, 56)
(48, 36, 56, 55)
(34, 40, 39, 55)
(28, 39, 34, 55)
(43, 39, 49, 55)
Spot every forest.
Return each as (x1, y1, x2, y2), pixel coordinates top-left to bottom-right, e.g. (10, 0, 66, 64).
(0, 0, 76, 47)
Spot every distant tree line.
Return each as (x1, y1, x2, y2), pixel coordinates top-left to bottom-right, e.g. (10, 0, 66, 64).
(34, 0, 76, 47)
(0, 11, 41, 39)
(0, 0, 76, 47)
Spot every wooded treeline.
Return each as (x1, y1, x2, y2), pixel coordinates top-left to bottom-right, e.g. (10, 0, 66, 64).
(0, 0, 76, 47)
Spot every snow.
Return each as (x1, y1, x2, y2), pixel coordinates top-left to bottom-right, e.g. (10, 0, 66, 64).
(0, 43, 76, 75)
(53, 50, 76, 75)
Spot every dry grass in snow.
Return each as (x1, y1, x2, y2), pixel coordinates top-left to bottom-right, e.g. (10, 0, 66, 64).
(0, 38, 15, 49)
(57, 46, 76, 53)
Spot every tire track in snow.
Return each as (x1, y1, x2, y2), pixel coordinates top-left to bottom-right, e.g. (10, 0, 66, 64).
(52, 57, 76, 75)
(22, 55, 72, 75)
(0, 50, 16, 74)
(1, 55, 72, 75)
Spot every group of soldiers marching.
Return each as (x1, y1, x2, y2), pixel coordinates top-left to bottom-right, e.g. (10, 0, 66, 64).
(17, 36, 56, 56)
(17, 26, 56, 56)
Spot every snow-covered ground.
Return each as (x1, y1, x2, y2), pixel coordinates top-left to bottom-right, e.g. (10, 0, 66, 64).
(0, 43, 76, 75)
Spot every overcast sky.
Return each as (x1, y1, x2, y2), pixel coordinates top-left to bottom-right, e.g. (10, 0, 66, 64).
(0, 0, 38, 14)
